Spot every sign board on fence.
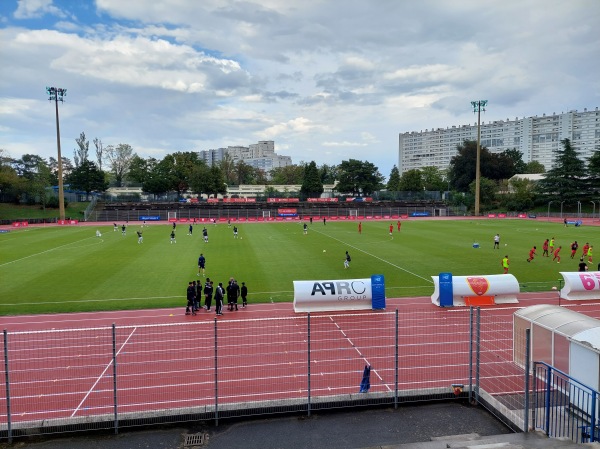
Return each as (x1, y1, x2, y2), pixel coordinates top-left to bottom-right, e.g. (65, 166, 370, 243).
(293, 275, 386, 312)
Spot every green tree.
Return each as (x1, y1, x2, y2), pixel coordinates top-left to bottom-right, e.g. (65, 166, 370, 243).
(206, 165, 227, 197)
(468, 177, 497, 211)
(387, 165, 401, 191)
(536, 138, 587, 204)
(448, 140, 515, 192)
(336, 159, 384, 196)
(587, 150, 600, 196)
(503, 177, 535, 211)
(73, 132, 89, 168)
(48, 156, 74, 184)
(143, 158, 173, 196)
(105, 143, 134, 187)
(233, 160, 256, 185)
(300, 161, 324, 198)
(166, 152, 202, 196)
(269, 164, 304, 184)
(421, 166, 446, 191)
(398, 169, 423, 191)
(524, 161, 545, 174)
(66, 160, 108, 196)
(188, 162, 212, 197)
(127, 155, 155, 185)
(502, 149, 527, 174)
(0, 150, 25, 200)
(319, 164, 339, 184)
(219, 153, 237, 185)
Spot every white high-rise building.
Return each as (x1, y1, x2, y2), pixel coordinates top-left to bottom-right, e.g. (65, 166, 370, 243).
(198, 140, 292, 173)
(398, 107, 600, 174)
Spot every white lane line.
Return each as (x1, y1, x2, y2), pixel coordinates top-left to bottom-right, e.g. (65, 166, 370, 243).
(71, 326, 137, 417)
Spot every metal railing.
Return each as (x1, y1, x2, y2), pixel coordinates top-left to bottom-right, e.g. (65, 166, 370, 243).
(533, 361, 600, 443)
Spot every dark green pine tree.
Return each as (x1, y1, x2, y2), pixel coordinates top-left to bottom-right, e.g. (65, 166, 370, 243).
(300, 161, 324, 198)
(536, 138, 588, 204)
(387, 165, 401, 191)
(587, 150, 600, 196)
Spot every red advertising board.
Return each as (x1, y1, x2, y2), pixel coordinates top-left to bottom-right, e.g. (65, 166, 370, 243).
(277, 208, 297, 215)
(307, 198, 338, 203)
(267, 198, 300, 203)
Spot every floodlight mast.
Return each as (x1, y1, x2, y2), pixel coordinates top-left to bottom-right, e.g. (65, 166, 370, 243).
(46, 87, 67, 221)
(470, 100, 488, 217)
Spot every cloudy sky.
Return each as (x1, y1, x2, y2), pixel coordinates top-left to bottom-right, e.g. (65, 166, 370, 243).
(1, 0, 599, 178)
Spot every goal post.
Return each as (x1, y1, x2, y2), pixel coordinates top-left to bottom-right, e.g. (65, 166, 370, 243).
(349, 209, 358, 218)
(168, 212, 177, 220)
(263, 211, 271, 218)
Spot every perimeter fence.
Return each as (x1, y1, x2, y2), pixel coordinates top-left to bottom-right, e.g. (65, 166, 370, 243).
(0, 308, 529, 442)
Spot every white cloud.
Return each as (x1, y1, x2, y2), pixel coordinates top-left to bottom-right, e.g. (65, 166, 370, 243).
(14, 0, 64, 19)
(0, 0, 599, 173)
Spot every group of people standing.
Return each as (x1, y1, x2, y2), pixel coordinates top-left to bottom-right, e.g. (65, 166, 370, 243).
(186, 277, 248, 316)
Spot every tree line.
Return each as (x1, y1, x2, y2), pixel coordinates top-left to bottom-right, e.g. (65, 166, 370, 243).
(1, 134, 594, 212)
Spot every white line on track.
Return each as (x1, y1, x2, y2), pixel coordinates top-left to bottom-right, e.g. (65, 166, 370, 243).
(71, 326, 137, 417)
(327, 315, 391, 392)
(309, 226, 432, 284)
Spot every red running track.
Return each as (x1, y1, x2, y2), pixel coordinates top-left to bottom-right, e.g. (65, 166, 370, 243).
(1, 293, 600, 425)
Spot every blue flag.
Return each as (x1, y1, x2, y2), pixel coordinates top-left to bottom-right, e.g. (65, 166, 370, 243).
(359, 365, 371, 393)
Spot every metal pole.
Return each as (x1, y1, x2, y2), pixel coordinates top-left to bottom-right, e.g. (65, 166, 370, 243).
(468, 307, 474, 404)
(112, 324, 118, 434)
(4, 330, 12, 444)
(395, 309, 399, 409)
(524, 328, 531, 432)
(475, 105, 481, 217)
(475, 307, 481, 404)
(214, 318, 219, 426)
(307, 312, 311, 417)
(470, 100, 487, 216)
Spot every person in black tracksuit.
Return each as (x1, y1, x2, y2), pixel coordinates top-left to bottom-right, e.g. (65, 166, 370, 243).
(241, 282, 248, 308)
(215, 283, 225, 316)
(203, 278, 213, 311)
(185, 281, 196, 315)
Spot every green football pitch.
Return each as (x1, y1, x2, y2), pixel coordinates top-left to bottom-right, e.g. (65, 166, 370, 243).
(0, 219, 594, 315)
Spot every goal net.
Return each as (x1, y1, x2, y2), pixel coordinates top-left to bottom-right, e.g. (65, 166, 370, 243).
(263, 211, 271, 218)
(168, 212, 177, 220)
(349, 209, 358, 218)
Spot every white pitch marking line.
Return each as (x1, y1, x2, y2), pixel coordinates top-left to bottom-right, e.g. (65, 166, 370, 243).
(71, 327, 137, 417)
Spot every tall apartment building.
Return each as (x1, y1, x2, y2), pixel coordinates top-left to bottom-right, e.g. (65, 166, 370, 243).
(198, 140, 292, 173)
(398, 107, 600, 174)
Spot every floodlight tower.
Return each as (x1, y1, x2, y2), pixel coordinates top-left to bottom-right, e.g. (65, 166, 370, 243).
(46, 86, 67, 221)
(470, 100, 488, 217)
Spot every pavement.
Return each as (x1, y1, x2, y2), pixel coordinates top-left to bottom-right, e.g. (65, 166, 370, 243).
(0, 401, 587, 449)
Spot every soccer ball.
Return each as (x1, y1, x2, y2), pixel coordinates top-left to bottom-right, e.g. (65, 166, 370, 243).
(505, 243, 507, 246)
(552, 286, 558, 290)
(240, 237, 243, 239)
(323, 249, 326, 252)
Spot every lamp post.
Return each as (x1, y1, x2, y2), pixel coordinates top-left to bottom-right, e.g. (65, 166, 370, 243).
(471, 100, 488, 217)
(547, 200, 554, 221)
(46, 86, 67, 221)
(591, 201, 596, 221)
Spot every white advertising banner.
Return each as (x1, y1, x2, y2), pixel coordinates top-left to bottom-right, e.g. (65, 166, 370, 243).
(560, 271, 600, 300)
(431, 274, 520, 306)
(293, 278, 372, 312)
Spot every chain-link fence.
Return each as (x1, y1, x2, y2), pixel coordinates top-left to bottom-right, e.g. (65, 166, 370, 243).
(1, 308, 532, 443)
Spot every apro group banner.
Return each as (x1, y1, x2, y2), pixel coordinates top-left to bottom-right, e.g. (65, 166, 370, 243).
(293, 275, 385, 312)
